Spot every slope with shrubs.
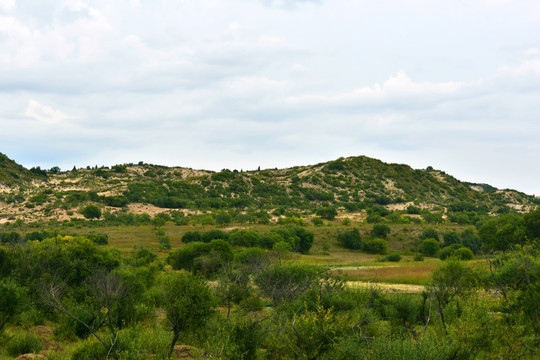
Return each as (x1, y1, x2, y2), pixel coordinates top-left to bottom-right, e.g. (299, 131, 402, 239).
(0, 154, 538, 224)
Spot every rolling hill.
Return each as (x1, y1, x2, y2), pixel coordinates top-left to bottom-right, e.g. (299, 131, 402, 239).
(0, 153, 538, 224)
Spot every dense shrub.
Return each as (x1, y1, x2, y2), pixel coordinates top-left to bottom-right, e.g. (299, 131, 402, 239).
(229, 229, 260, 247)
(362, 238, 387, 254)
(439, 244, 464, 260)
(337, 229, 362, 250)
(420, 238, 440, 256)
(202, 229, 229, 243)
(87, 233, 109, 245)
(370, 224, 391, 239)
(454, 247, 474, 260)
(182, 231, 202, 243)
(385, 252, 402, 262)
(7, 332, 42, 357)
(317, 207, 338, 220)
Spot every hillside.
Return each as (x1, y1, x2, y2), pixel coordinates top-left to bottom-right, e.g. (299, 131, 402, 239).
(0, 153, 538, 224)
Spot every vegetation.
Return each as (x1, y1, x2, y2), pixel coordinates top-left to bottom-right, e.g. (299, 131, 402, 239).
(0, 153, 539, 359)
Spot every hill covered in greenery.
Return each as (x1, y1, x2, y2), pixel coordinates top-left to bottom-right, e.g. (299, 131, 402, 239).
(0, 153, 538, 224)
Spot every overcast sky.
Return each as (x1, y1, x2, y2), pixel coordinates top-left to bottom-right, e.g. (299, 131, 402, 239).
(1, 0, 539, 195)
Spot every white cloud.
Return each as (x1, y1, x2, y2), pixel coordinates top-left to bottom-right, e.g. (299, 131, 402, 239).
(1, 0, 540, 195)
(24, 100, 70, 124)
(0, 0, 15, 12)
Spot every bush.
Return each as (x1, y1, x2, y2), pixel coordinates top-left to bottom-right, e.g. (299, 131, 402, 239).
(202, 229, 229, 243)
(229, 229, 260, 247)
(337, 228, 362, 249)
(370, 224, 391, 239)
(454, 247, 474, 260)
(259, 232, 285, 249)
(420, 238, 440, 256)
(385, 252, 402, 262)
(158, 236, 172, 250)
(317, 207, 338, 220)
(7, 332, 42, 357)
(414, 253, 424, 261)
(439, 244, 463, 260)
(419, 228, 439, 242)
(79, 204, 102, 220)
(182, 231, 201, 243)
(87, 233, 109, 245)
(71, 340, 107, 360)
(362, 238, 387, 254)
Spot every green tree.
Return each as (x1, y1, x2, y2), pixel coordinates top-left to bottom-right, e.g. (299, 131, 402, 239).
(316, 207, 338, 220)
(0, 279, 27, 333)
(362, 238, 387, 254)
(420, 238, 440, 256)
(370, 224, 391, 239)
(80, 204, 102, 220)
(428, 259, 477, 334)
(161, 272, 216, 356)
(337, 228, 362, 250)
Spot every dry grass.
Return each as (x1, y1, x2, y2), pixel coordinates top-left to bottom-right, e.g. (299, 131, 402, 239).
(333, 261, 440, 285)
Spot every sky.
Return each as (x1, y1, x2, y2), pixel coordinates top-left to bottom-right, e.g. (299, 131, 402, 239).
(1, 0, 539, 195)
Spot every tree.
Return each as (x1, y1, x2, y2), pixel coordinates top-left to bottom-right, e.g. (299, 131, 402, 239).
(420, 238, 440, 256)
(370, 224, 391, 239)
(337, 228, 362, 250)
(0, 279, 27, 333)
(161, 272, 215, 356)
(420, 228, 440, 242)
(362, 238, 387, 254)
(80, 204, 102, 220)
(316, 207, 337, 220)
(254, 264, 321, 305)
(428, 259, 477, 334)
(442, 231, 461, 247)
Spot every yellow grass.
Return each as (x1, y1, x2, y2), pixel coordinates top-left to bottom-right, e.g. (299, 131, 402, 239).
(333, 261, 440, 285)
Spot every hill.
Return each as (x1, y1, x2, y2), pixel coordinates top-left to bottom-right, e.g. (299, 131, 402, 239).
(0, 153, 538, 224)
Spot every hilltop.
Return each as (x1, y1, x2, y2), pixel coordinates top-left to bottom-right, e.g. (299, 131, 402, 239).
(0, 153, 538, 224)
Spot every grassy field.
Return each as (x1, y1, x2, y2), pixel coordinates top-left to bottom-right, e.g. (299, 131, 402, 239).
(60, 222, 454, 285)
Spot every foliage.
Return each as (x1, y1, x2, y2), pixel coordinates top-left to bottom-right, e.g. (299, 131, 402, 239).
(0, 278, 27, 332)
(420, 238, 440, 256)
(384, 252, 402, 262)
(254, 264, 321, 305)
(362, 238, 388, 254)
(337, 228, 362, 249)
(79, 204, 102, 220)
(6, 332, 42, 357)
(160, 272, 216, 355)
(317, 207, 338, 220)
(370, 224, 391, 239)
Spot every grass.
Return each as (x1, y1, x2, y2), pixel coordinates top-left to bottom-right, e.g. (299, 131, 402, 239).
(334, 261, 440, 285)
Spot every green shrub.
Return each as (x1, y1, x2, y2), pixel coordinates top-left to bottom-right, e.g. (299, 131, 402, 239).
(370, 224, 391, 239)
(385, 252, 402, 262)
(181, 231, 201, 243)
(202, 229, 229, 243)
(420, 238, 440, 256)
(439, 244, 463, 260)
(71, 340, 107, 360)
(87, 233, 108, 245)
(414, 253, 424, 261)
(229, 229, 260, 247)
(7, 332, 42, 357)
(454, 247, 474, 260)
(362, 238, 387, 254)
(337, 228, 362, 249)
(158, 236, 171, 250)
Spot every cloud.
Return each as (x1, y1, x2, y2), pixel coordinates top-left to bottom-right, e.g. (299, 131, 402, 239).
(24, 99, 70, 124)
(0, 0, 14, 12)
(1, 0, 540, 195)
